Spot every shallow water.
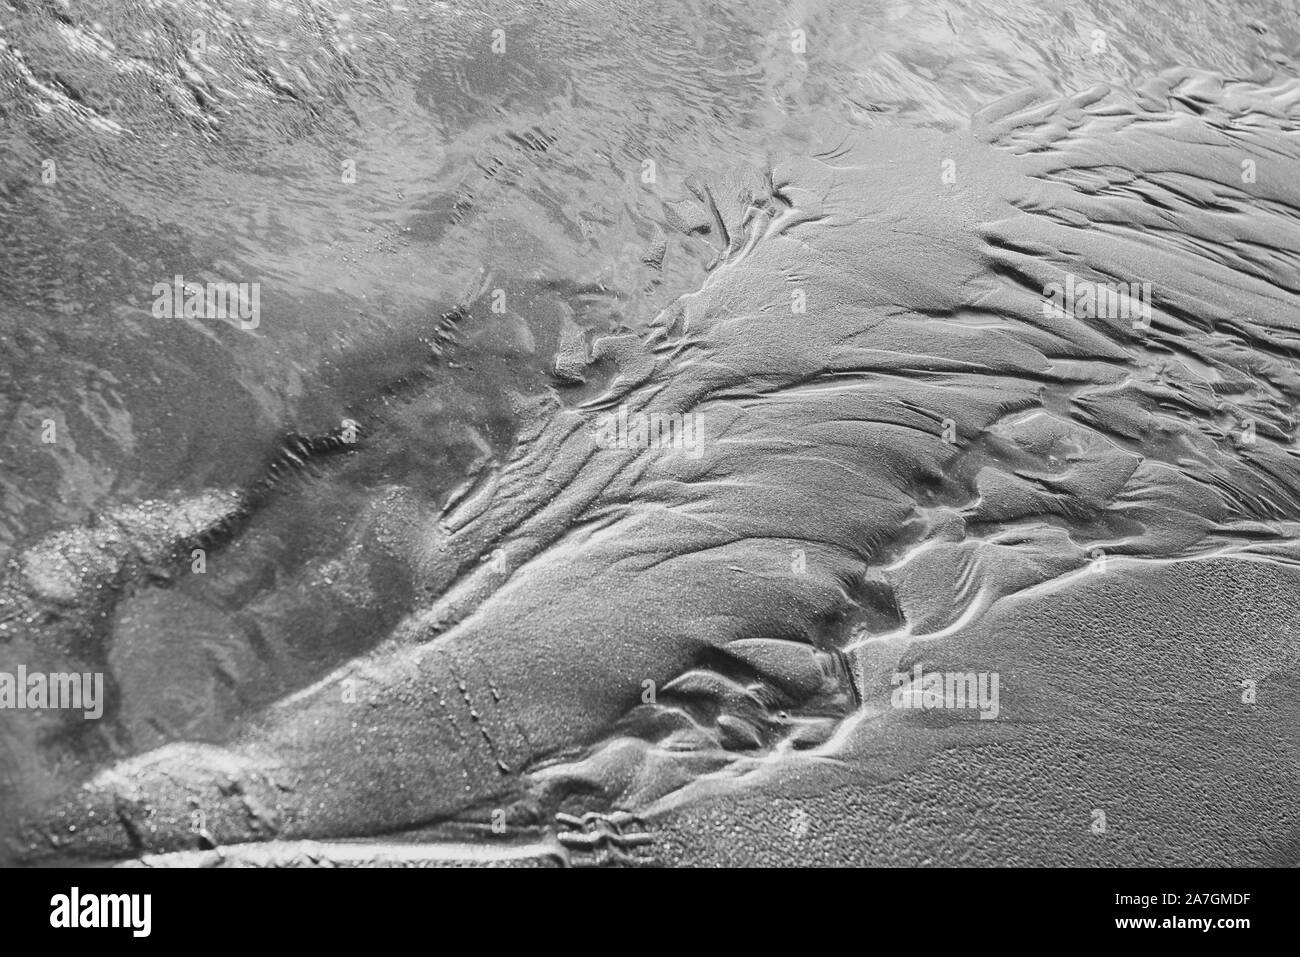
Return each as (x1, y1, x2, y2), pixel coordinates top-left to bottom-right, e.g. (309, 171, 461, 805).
(5, 0, 1297, 541)
(2, 0, 1300, 865)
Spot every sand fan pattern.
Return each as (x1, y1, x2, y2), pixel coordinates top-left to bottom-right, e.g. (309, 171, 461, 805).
(3, 67, 1299, 864)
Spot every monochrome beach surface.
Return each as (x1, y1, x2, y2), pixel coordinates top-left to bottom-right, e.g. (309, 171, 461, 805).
(1, 0, 1298, 867)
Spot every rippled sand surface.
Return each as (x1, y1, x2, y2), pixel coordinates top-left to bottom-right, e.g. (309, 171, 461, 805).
(2, 0, 1299, 866)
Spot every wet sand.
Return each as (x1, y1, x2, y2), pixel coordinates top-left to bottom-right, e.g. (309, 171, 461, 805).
(2, 1, 1299, 866)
